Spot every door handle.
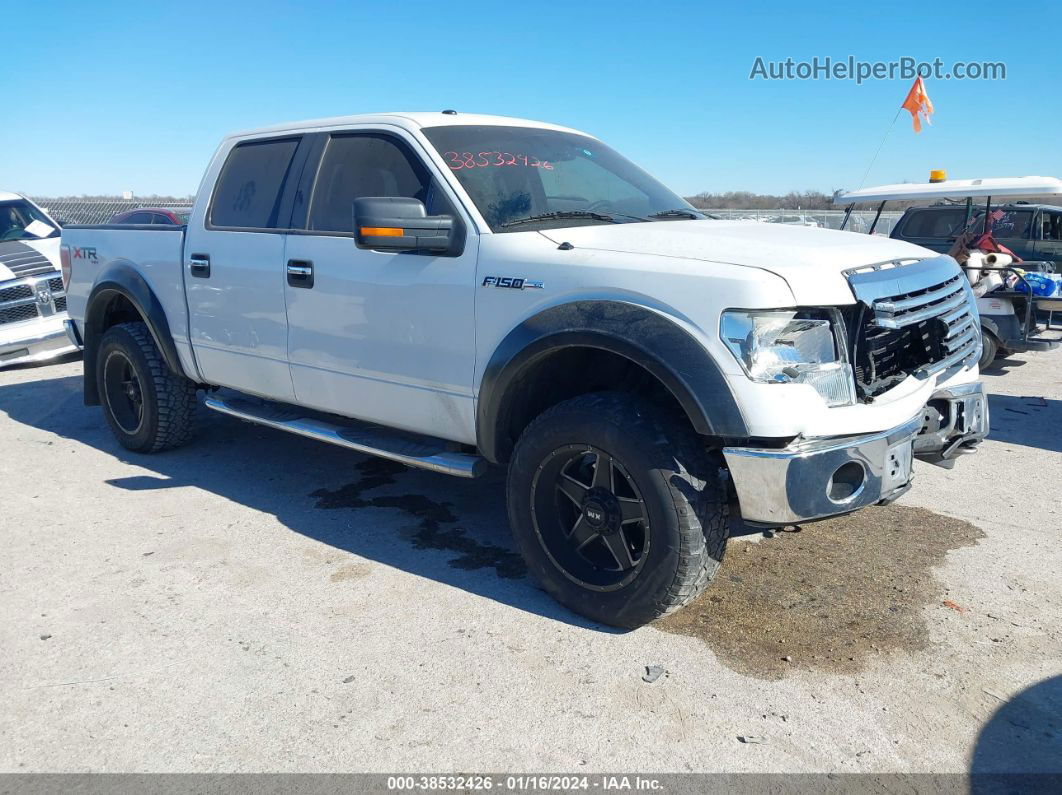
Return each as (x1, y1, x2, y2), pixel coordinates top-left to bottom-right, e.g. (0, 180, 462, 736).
(287, 259, 314, 288)
(189, 254, 211, 278)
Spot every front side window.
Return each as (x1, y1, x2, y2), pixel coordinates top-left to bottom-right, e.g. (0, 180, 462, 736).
(306, 133, 451, 233)
(0, 200, 59, 242)
(1044, 212, 1062, 241)
(210, 137, 300, 229)
(421, 125, 700, 232)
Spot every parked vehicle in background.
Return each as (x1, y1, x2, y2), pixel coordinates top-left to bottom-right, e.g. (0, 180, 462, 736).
(890, 201, 1062, 270)
(836, 176, 1062, 369)
(63, 112, 988, 627)
(108, 207, 191, 226)
(0, 192, 80, 367)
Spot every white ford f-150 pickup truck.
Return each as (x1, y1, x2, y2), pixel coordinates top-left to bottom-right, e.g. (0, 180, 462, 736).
(63, 112, 988, 627)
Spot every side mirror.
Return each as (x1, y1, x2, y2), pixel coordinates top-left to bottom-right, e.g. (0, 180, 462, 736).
(353, 197, 453, 253)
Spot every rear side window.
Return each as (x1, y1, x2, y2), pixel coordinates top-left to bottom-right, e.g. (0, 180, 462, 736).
(307, 134, 441, 233)
(210, 137, 300, 229)
(984, 209, 1032, 239)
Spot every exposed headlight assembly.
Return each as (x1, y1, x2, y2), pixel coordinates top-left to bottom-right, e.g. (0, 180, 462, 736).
(720, 308, 855, 407)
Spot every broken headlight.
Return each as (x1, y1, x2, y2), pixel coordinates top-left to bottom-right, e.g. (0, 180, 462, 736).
(720, 308, 855, 407)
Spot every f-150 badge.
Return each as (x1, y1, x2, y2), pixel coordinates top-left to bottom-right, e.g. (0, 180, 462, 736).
(482, 276, 544, 290)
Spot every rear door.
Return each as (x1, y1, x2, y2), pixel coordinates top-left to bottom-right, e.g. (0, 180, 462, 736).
(984, 208, 1035, 261)
(184, 135, 309, 400)
(281, 127, 479, 443)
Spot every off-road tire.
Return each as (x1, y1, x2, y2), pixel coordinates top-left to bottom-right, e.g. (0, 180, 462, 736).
(507, 391, 729, 628)
(97, 322, 198, 453)
(978, 327, 999, 371)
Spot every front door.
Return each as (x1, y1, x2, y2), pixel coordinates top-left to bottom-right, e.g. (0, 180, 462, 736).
(1032, 210, 1062, 269)
(282, 129, 478, 444)
(185, 135, 308, 401)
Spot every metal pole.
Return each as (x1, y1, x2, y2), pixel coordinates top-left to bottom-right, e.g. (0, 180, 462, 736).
(868, 201, 886, 235)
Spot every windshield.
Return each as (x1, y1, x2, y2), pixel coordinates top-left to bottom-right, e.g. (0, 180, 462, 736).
(421, 125, 702, 232)
(0, 200, 59, 242)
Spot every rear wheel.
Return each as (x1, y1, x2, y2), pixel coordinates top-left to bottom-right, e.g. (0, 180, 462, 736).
(978, 327, 999, 371)
(506, 392, 729, 628)
(97, 322, 198, 452)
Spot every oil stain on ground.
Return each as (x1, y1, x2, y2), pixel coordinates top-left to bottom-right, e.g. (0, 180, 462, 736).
(310, 459, 526, 579)
(656, 504, 984, 679)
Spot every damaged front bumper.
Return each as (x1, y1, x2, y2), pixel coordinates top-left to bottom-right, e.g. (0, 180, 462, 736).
(723, 381, 989, 526)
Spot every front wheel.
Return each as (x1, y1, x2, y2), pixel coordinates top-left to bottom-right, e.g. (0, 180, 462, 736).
(506, 392, 729, 628)
(978, 327, 999, 371)
(97, 322, 198, 453)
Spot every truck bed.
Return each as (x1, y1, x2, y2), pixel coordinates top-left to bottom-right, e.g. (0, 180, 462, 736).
(61, 224, 189, 354)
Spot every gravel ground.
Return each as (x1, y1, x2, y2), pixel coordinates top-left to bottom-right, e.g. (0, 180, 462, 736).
(0, 349, 1059, 774)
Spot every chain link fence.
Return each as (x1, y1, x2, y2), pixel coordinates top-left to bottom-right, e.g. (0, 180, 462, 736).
(31, 199, 195, 226)
(30, 199, 903, 236)
(700, 208, 904, 235)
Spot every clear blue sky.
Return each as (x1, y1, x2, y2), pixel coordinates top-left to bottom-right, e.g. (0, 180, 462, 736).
(5, 0, 1059, 198)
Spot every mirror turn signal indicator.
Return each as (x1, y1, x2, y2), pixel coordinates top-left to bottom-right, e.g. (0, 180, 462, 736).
(360, 227, 404, 237)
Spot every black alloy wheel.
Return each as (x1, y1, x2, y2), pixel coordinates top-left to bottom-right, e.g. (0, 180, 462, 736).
(531, 445, 650, 591)
(103, 349, 146, 435)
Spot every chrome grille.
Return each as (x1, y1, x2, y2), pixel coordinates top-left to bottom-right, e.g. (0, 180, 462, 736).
(0, 303, 39, 325)
(0, 284, 33, 303)
(846, 256, 980, 399)
(0, 270, 66, 327)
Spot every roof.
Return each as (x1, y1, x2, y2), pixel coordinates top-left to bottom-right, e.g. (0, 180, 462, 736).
(834, 176, 1062, 204)
(0, 191, 25, 202)
(905, 202, 1062, 212)
(227, 111, 588, 141)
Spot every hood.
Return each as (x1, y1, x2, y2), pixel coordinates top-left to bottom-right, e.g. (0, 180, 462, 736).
(0, 237, 61, 282)
(538, 219, 935, 305)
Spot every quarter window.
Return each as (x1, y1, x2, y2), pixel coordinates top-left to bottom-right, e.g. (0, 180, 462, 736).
(899, 209, 967, 239)
(210, 137, 300, 229)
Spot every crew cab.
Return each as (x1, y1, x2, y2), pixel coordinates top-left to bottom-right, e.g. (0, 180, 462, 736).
(62, 112, 988, 627)
(0, 192, 79, 367)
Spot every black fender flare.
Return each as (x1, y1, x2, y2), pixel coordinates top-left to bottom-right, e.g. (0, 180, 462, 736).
(476, 300, 748, 463)
(82, 262, 187, 405)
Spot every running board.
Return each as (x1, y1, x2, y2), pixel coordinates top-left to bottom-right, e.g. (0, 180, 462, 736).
(204, 394, 486, 478)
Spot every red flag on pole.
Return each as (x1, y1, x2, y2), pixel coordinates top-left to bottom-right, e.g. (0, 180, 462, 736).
(901, 77, 934, 133)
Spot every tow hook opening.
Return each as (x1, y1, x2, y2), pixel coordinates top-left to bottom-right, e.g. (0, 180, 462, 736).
(828, 461, 867, 503)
